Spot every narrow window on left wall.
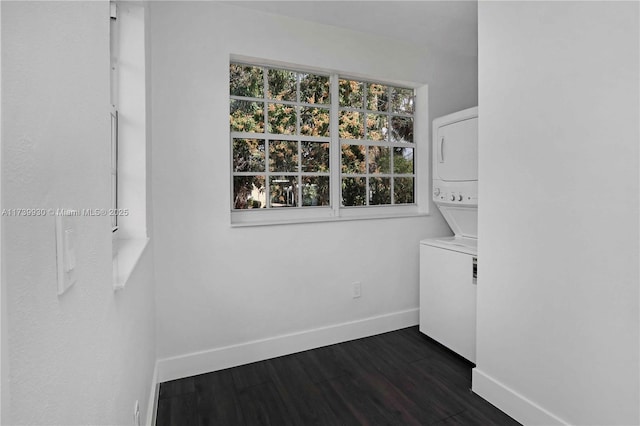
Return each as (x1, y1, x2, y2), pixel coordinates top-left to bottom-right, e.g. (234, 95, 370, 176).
(109, 1, 149, 289)
(110, 1, 119, 234)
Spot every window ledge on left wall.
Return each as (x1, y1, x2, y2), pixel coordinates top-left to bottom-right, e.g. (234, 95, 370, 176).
(113, 237, 150, 290)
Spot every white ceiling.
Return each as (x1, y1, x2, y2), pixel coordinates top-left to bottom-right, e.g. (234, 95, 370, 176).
(225, 1, 478, 57)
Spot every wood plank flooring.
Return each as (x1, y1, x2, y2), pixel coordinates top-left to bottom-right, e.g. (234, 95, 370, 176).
(156, 326, 520, 426)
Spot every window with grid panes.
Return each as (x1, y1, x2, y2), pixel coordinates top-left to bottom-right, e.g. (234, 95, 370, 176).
(230, 64, 331, 210)
(338, 79, 415, 207)
(230, 62, 416, 222)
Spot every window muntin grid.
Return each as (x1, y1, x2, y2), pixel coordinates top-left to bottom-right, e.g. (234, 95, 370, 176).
(230, 63, 415, 213)
(338, 79, 415, 207)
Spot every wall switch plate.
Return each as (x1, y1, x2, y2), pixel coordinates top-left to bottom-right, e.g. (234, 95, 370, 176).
(56, 214, 77, 295)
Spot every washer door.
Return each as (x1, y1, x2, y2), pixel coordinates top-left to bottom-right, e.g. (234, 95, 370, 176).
(439, 205, 478, 239)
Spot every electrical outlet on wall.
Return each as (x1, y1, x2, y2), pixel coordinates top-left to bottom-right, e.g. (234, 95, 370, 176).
(352, 281, 362, 298)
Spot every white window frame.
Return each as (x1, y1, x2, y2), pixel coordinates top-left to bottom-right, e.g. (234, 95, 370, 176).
(337, 78, 417, 209)
(110, 107, 119, 232)
(110, 1, 119, 234)
(110, 1, 149, 289)
(230, 60, 429, 226)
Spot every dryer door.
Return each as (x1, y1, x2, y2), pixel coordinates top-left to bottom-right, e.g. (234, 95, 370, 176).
(435, 117, 478, 182)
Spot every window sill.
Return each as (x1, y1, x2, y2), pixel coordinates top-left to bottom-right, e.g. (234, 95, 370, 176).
(230, 210, 429, 228)
(113, 237, 150, 290)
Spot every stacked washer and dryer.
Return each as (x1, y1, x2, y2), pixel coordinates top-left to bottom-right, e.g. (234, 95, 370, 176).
(419, 106, 479, 363)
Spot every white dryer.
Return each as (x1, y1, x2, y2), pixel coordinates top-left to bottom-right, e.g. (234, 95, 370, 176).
(432, 106, 478, 241)
(420, 106, 478, 362)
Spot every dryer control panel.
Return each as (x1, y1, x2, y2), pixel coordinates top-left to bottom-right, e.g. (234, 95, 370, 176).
(433, 188, 477, 205)
(433, 180, 478, 207)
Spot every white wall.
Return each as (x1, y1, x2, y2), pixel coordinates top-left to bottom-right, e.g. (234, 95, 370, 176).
(2, 2, 156, 424)
(475, 2, 639, 425)
(150, 1, 477, 379)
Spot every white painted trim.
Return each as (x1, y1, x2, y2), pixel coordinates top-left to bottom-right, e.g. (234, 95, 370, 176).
(472, 368, 569, 426)
(231, 210, 428, 228)
(0, 3, 5, 421)
(157, 308, 418, 383)
(145, 361, 159, 426)
(113, 237, 150, 290)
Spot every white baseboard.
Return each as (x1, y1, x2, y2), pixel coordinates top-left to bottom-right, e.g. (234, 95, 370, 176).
(145, 361, 159, 426)
(156, 308, 419, 383)
(472, 368, 569, 426)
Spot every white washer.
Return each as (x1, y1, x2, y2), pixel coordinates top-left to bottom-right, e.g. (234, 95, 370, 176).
(420, 238, 477, 362)
(420, 107, 478, 362)
(421, 236, 477, 256)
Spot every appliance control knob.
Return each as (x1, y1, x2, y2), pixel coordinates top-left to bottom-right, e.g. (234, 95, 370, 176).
(458, 194, 463, 201)
(433, 187, 440, 196)
(450, 194, 456, 201)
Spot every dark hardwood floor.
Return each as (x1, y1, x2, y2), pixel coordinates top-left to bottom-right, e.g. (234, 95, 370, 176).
(156, 326, 520, 426)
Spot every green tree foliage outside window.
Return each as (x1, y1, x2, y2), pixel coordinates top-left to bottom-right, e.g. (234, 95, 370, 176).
(339, 78, 415, 207)
(230, 63, 415, 212)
